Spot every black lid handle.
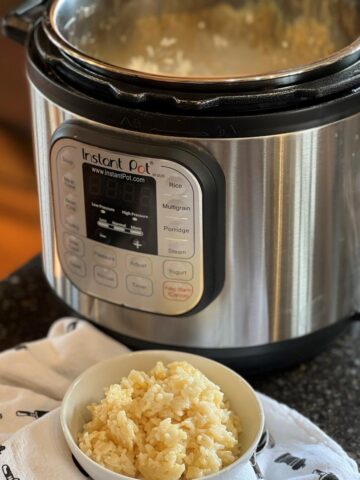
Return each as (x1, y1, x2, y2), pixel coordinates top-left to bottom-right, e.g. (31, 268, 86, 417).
(2, 0, 50, 45)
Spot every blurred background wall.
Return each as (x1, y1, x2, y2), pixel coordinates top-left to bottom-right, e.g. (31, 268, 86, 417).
(0, 0, 41, 279)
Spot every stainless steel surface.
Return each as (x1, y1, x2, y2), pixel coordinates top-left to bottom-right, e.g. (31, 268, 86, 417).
(50, 137, 204, 315)
(43, 0, 360, 87)
(30, 84, 360, 349)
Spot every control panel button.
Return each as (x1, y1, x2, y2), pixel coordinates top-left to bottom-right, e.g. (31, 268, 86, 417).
(164, 261, 193, 281)
(161, 199, 191, 218)
(166, 176, 188, 195)
(65, 253, 86, 277)
(163, 221, 191, 239)
(64, 233, 84, 257)
(126, 275, 153, 297)
(63, 172, 77, 190)
(64, 215, 80, 233)
(64, 193, 78, 213)
(126, 256, 152, 276)
(166, 240, 193, 258)
(163, 282, 193, 301)
(59, 147, 75, 169)
(93, 247, 116, 267)
(94, 266, 118, 288)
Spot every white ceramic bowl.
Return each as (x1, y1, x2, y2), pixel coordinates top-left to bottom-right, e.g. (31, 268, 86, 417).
(61, 350, 264, 480)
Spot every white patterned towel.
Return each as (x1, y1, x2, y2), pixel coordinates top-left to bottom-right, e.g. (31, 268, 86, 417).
(0, 318, 358, 480)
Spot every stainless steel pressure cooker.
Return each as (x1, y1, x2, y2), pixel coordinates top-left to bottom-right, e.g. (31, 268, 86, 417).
(3, 0, 360, 371)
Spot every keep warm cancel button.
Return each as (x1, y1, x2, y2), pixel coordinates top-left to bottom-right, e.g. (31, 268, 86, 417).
(163, 282, 193, 301)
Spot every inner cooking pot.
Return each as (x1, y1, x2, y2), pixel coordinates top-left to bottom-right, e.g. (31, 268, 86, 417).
(45, 0, 360, 84)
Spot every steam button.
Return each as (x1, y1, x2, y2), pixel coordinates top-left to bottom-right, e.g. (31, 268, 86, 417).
(126, 276, 153, 297)
(166, 240, 192, 258)
(64, 233, 84, 257)
(166, 176, 188, 195)
(94, 266, 118, 288)
(65, 253, 86, 277)
(163, 282, 193, 301)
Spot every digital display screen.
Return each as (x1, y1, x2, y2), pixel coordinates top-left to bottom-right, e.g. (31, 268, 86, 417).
(83, 163, 157, 254)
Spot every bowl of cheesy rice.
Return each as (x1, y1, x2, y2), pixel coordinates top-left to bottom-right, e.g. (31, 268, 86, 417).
(61, 350, 264, 480)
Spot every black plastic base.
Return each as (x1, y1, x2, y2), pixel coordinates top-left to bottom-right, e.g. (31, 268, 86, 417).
(93, 318, 354, 375)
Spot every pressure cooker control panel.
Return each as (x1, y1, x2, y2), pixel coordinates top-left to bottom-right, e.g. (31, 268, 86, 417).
(50, 123, 225, 316)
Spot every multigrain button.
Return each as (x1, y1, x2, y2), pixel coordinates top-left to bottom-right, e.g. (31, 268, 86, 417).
(166, 176, 188, 195)
(161, 199, 191, 218)
(64, 193, 77, 213)
(94, 266, 118, 288)
(126, 256, 152, 276)
(93, 247, 116, 267)
(63, 172, 76, 190)
(167, 240, 192, 258)
(126, 276, 153, 297)
(65, 253, 86, 277)
(64, 233, 84, 256)
(64, 215, 80, 233)
(59, 147, 75, 169)
(164, 261, 193, 281)
(163, 282, 193, 301)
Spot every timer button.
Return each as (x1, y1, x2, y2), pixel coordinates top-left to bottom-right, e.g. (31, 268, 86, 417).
(64, 233, 84, 257)
(126, 256, 152, 276)
(93, 247, 116, 267)
(63, 172, 77, 191)
(65, 253, 86, 277)
(166, 176, 188, 195)
(94, 266, 118, 288)
(163, 261, 193, 281)
(126, 275, 153, 297)
(59, 147, 75, 170)
(163, 282, 193, 301)
(64, 215, 80, 233)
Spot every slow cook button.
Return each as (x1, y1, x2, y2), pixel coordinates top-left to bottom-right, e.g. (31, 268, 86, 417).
(163, 282, 193, 301)
(63, 172, 77, 190)
(163, 221, 191, 238)
(163, 261, 193, 281)
(126, 276, 153, 297)
(166, 240, 192, 258)
(64, 233, 84, 257)
(166, 176, 188, 195)
(94, 266, 118, 288)
(59, 147, 75, 170)
(65, 253, 86, 277)
(93, 247, 116, 267)
(126, 255, 152, 276)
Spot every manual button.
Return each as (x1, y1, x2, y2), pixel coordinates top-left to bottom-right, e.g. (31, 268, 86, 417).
(94, 266, 118, 288)
(65, 253, 86, 277)
(164, 261, 193, 281)
(163, 282, 193, 301)
(126, 256, 152, 276)
(126, 276, 153, 297)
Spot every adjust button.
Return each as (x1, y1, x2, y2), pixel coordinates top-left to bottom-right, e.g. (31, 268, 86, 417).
(63, 172, 77, 190)
(164, 261, 193, 281)
(94, 266, 118, 288)
(126, 256, 152, 276)
(126, 276, 153, 297)
(163, 282, 193, 301)
(166, 176, 188, 195)
(59, 147, 75, 170)
(65, 253, 86, 277)
(93, 247, 116, 267)
(64, 233, 84, 257)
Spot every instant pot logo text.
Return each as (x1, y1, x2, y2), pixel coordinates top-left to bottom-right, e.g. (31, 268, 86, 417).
(82, 148, 151, 174)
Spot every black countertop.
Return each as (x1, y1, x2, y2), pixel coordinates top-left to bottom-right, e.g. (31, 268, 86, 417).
(1, 256, 359, 465)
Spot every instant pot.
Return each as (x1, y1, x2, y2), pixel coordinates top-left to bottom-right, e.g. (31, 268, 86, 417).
(3, 0, 360, 371)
